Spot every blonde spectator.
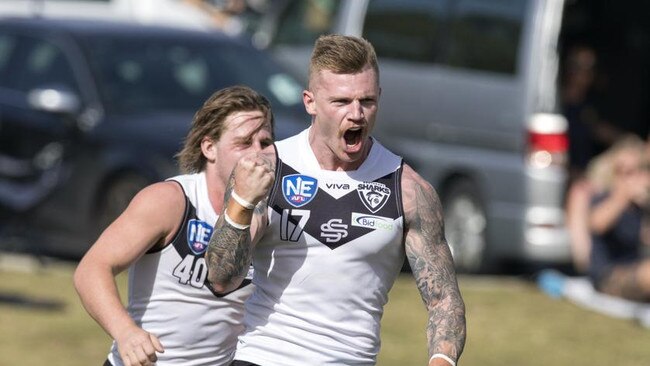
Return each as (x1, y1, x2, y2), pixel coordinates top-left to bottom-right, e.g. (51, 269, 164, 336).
(586, 134, 650, 301)
(565, 134, 646, 274)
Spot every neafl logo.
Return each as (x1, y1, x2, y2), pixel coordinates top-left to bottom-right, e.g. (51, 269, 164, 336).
(282, 174, 318, 207)
(187, 219, 213, 255)
(357, 182, 391, 213)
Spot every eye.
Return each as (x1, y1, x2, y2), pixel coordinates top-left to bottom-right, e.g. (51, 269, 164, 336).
(261, 139, 273, 149)
(361, 98, 376, 106)
(238, 137, 253, 147)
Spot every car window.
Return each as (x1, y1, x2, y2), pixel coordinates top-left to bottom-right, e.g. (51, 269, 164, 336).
(446, 0, 527, 74)
(1, 34, 80, 93)
(205, 44, 303, 108)
(81, 35, 303, 115)
(364, 0, 447, 63)
(272, 0, 341, 47)
(0, 34, 15, 73)
(362, 0, 527, 75)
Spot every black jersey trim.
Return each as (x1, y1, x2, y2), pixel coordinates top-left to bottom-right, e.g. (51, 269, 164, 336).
(266, 143, 282, 228)
(205, 278, 253, 298)
(145, 179, 190, 254)
(395, 161, 407, 239)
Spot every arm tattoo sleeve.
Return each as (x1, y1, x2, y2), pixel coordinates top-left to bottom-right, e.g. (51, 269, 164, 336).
(405, 182, 466, 361)
(205, 173, 253, 289)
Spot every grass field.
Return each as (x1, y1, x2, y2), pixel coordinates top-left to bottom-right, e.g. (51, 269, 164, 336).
(2, 255, 650, 366)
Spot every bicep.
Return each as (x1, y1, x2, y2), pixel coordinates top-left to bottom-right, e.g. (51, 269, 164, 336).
(402, 170, 457, 307)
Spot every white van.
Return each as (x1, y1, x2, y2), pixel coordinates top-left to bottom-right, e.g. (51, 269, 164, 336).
(252, 0, 638, 273)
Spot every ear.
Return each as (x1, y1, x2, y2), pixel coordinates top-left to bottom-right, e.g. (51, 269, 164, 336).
(201, 136, 217, 163)
(303, 90, 316, 116)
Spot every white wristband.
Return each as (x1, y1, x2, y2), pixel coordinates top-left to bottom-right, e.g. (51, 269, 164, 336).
(429, 354, 456, 366)
(231, 190, 256, 210)
(223, 210, 250, 230)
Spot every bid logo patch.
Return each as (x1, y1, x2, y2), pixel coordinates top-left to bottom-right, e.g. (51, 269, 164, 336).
(351, 212, 394, 231)
(282, 174, 318, 207)
(187, 219, 213, 255)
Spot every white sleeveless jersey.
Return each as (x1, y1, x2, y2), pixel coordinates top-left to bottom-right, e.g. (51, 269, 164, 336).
(108, 172, 254, 366)
(235, 128, 405, 366)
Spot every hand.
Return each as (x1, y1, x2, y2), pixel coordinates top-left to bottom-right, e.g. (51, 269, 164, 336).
(232, 152, 275, 206)
(616, 172, 650, 206)
(115, 326, 164, 366)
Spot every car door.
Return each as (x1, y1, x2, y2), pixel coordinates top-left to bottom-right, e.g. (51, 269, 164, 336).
(0, 26, 85, 214)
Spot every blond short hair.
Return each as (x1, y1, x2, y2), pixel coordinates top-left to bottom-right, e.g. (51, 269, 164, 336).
(308, 34, 379, 87)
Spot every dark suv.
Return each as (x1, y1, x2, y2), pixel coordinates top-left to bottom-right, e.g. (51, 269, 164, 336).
(0, 17, 307, 259)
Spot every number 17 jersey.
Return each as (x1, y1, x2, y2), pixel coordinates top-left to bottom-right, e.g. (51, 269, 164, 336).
(235, 128, 406, 366)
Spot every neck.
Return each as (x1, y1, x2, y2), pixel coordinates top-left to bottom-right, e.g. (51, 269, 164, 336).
(204, 171, 226, 214)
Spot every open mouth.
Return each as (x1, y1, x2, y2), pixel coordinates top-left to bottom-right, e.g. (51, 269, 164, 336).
(344, 127, 363, 147)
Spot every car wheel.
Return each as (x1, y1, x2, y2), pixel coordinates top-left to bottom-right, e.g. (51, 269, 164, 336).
(95, 172, 149, 235)
(443, 180, 489, 273)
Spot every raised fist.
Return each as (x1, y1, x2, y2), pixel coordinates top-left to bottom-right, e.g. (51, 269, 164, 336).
(232, 152, 275, 207)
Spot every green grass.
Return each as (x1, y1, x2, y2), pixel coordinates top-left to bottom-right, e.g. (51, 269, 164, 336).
(2, 258, 650, 366)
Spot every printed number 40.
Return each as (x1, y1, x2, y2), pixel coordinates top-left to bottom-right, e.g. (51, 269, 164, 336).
(280, 209, 310, 242)
(173, 255, 207, 288)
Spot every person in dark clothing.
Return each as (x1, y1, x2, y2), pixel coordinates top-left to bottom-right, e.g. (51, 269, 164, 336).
(561, 44, 621, 182)
(587, 135, 650, 301)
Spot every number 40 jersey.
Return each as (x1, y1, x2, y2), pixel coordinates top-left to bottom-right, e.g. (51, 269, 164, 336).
(108, 172, 253, 366)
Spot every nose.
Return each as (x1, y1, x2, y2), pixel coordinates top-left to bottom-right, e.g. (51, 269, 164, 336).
(349, 100, 364, 121)
(251, 140, 264, 152)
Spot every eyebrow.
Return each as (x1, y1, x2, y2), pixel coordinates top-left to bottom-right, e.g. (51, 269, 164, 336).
(234, 121, 272, 142)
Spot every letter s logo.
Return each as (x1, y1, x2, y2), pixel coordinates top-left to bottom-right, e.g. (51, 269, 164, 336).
(320, 219, 349, 243)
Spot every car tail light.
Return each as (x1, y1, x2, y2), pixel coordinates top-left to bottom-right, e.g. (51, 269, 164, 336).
(527, 113, 568, 168)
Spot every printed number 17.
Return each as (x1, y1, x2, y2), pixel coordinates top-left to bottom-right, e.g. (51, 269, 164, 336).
(280, 209, 310, 241)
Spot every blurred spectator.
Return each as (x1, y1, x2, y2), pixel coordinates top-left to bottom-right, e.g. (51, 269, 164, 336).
(110, 0, 269, 34)
(586, 134, 650, 301)
(562, 43, 626, 274)
(114, 0, 216, 30)
(565, 175, 596, 274)
(181, 0, 269, 35)
(566, 136, 624, 274)
(561, 44, 621, 183)
(565, 137, 620, 274)
(182, 0, 246, 35)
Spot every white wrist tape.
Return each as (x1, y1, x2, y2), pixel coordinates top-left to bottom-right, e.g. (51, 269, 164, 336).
(231, 190, 256, 210)
(429, 354, 456, 366)
(223, 210, 250, 230)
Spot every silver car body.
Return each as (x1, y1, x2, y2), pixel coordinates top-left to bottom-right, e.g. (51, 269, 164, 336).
(255, 0, 571, 272)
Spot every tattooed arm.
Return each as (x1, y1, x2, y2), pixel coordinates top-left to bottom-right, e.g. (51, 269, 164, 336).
(205, 150, 275, 293)
(401, 164, 466, 366)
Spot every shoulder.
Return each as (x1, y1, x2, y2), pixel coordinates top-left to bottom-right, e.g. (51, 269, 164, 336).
(401, 164, 437, 201)
(400, 164, 441, 223)
(401, 164, 429, 187)
(127, 181, 186, 219)
(136, 180, 184, 202)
